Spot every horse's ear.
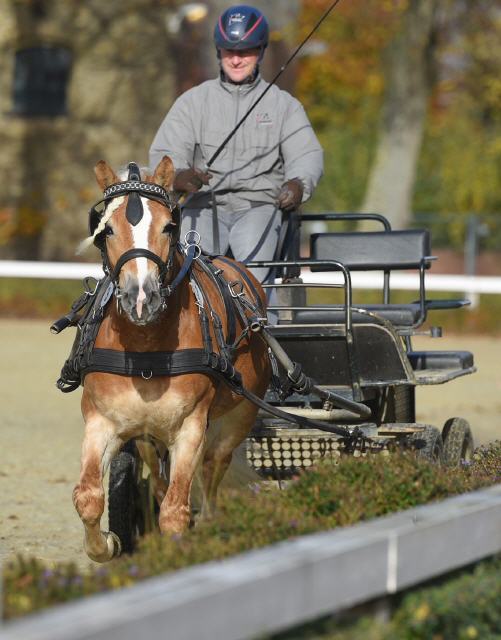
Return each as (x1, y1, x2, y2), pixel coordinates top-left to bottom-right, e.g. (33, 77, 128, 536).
(94, 160, 119, 191)
(152, 156, 175, 190)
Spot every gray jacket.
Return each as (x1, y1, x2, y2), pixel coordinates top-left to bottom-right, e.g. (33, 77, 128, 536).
(149, 74, 323, 214)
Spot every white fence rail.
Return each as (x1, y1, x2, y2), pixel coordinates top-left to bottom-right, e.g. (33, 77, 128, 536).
(2, 485, 501, 640)
(1, 260, 501, 303)
(0, 260, 104, 280)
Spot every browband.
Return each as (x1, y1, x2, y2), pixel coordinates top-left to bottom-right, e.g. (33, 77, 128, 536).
(103, 181, 170, 201)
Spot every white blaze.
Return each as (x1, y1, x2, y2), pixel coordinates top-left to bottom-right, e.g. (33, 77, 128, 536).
(132, 198, 153, 318)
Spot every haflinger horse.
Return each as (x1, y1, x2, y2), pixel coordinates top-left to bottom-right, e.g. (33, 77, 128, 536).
(72, 157, 270, 562)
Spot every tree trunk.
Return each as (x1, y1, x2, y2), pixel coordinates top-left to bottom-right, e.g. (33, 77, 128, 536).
(361, 0, 439, 230)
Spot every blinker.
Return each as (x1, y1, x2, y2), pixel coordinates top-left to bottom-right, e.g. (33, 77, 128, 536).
(125, 162, 143, 226)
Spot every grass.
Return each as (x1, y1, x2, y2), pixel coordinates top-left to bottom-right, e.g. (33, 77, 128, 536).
(0, 278, 82, 319)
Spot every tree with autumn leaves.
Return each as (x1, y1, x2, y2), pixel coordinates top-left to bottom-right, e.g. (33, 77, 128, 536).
(297, 0, 501, 236)
(1, 1, 499, 257)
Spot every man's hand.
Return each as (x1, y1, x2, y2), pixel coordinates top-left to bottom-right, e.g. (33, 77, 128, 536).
(173, 167, 212, 193)
(277, 178, 304, 212)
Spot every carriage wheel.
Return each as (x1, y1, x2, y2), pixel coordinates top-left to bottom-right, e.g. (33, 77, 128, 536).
(409, 425, 444, 463)
(384, 385, 415, 423)
(368, 385, 416, 423)
(442, 417, 474, 467)
(108, 441, 143, 555)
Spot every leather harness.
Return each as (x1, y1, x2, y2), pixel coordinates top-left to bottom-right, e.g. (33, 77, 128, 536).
(55, 247, 264, 394)
(53, 165, 374, 443)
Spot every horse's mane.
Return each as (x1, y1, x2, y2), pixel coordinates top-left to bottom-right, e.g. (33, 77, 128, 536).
(76, 166, 151, 255)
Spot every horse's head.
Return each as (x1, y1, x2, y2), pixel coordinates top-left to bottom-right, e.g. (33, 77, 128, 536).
(88, 157, 179, 325)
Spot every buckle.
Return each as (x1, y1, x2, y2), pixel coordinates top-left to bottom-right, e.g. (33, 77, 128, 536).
(183, 230, 202, 259)
(83, 277, 99, 296)
(228, 280, 244, 298)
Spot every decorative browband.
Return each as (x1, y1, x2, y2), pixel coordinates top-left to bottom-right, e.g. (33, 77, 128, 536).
(103, 181, 169, 201)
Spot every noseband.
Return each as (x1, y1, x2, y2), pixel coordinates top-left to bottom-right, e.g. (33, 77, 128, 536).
(89, 162, 181, 307)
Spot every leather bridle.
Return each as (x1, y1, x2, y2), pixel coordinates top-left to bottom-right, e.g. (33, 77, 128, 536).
(89, 162, 182, 308)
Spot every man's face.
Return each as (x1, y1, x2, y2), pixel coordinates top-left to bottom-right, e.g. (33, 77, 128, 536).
(220, 48, 260, 83)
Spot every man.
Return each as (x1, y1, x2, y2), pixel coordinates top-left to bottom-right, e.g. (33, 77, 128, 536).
(149, 4, 323, 291)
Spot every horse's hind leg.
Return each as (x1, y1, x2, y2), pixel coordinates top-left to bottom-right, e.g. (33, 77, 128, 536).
(202, 400, 258, 518)
(135, 439, 169, 504)
(73, 415, 122, 562)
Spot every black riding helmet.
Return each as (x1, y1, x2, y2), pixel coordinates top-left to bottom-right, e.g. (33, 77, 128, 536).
(214, 4, 269, 58)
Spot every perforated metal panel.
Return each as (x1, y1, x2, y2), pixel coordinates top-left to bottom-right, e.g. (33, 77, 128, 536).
(246, 428, 342, 479)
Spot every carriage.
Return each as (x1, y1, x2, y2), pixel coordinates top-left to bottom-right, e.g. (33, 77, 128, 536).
(244, 211, 475, 480)
(106, 210, 476, 552)
(53, 163, 476, 558)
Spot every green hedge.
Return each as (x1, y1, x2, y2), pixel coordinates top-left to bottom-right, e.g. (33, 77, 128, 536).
(3, 444, 501, 621)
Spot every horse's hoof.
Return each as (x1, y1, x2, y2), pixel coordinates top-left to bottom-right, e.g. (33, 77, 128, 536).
(85, 531, 122, 563)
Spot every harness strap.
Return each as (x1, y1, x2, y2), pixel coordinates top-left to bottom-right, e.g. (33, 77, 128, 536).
(216, 256, 266, 317)
(191, 267, 234, 363)
(189, 272, 215, 359)
(110, 247, 171, 282)
(56, 274, 115, 392)
(232, 380, 365, 438)
(195, 256, 237, 347)
(81, 347, 242, 387)
(162, 243, 198, 296)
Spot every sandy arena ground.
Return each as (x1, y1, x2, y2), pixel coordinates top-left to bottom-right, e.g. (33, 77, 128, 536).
(0, 319, 500, 570)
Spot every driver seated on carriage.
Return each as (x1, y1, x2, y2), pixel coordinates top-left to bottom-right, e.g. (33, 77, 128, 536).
(149, 4, 324, 299)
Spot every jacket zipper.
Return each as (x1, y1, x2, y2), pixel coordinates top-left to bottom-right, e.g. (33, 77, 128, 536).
(228, 86, 241, 198)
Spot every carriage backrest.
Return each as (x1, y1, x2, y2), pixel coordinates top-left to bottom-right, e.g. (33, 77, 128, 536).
(309, 229, 432, 271)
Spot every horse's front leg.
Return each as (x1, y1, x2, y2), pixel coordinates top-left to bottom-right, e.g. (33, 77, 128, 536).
(159, 411, 208, 534)
(73, 414, 122, 562)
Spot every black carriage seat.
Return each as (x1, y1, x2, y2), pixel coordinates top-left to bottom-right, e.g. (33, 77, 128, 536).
(294, 305, 423, 327)
(294, 228, 469, 329)
(408, 350, 474, 370)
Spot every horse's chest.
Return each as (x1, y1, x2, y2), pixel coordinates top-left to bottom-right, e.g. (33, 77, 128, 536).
(89, 377, 210, 441)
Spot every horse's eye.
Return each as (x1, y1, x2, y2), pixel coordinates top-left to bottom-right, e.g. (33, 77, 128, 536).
(162, 222, 176, 234)
(105, 225, 114, 236)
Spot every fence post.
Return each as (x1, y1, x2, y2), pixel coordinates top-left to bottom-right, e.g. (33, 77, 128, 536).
(464, 214, 480, 309)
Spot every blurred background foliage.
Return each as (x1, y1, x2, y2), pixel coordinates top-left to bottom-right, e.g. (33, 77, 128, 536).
(296, 0, 501, 246)
(0, 0, 499, 255)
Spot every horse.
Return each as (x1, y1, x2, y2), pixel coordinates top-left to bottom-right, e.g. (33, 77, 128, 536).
(72, 157, 270, 562)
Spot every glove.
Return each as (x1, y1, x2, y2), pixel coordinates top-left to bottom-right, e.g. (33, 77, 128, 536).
(173, 167, 212, 193)
(277, 178, 304, 212)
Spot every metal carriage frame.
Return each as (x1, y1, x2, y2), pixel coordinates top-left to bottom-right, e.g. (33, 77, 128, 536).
(245, 212, 476, 479)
